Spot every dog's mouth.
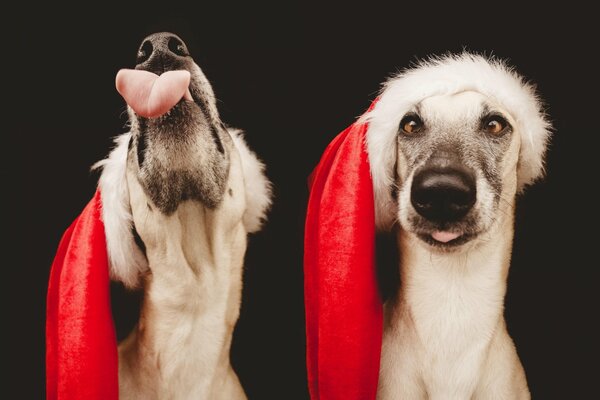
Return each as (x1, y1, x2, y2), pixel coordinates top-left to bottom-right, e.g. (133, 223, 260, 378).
(430, 230, 462, 243)
(116, 69, 195, 119)
(409, 219, 482, 249)
(417, 230, 475, 248)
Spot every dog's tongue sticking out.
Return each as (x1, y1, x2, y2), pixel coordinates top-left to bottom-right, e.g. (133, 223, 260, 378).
(115, 69, 193, 118)
(431, 231, 461, 243)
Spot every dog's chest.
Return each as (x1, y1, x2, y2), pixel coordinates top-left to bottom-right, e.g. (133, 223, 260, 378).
(381, 257, 507, 398)
(411, 272, 501, 348)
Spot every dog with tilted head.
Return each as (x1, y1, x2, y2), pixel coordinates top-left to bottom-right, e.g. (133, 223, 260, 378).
(363, 54, 551, 399)
(94, 33, 271, 399)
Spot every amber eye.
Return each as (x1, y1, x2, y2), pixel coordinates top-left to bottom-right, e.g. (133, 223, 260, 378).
(483, 115, 510, 135)
(399, 114, 424, 135)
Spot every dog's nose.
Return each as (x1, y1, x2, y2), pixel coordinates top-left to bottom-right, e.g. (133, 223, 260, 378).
(411, 167, 476, 223)
(135, 32, 190, 74)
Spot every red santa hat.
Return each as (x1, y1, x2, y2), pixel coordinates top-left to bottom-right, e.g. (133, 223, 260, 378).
(46, 132, 147, 400)
(304, 53, 550, 399)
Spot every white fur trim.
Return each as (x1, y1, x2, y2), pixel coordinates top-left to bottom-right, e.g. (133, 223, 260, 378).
(363, 53, 552, 230)
(230, 129, 272, 233)
(93, 133, 148, 288)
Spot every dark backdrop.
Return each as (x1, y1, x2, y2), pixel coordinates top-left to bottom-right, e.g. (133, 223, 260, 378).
(14, 3, 597, 399)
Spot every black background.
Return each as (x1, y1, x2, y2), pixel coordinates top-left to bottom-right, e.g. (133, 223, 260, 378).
(14, 3, 597, 399)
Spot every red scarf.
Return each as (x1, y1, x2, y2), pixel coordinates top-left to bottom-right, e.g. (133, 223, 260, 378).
(46, 190, 118, 399)
(304, 102, 383, 400)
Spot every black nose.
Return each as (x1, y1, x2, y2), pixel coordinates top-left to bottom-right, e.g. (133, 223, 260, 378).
(411, 167, 476, 223)
(135, 32, 190, 74)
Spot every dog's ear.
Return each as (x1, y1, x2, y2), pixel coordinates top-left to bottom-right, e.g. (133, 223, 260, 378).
(505, 82, 552, 192)
(229, 130, 273, 233)
(94, 133, 149, 288)
(363, 103, 403, 232)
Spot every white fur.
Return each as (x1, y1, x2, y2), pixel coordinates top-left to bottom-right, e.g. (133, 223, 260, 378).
(94, 130, 271, 287)
(364, 53, 552, 230)
(379, 221, 530, 399)
(93, 133, 148, 288)
(230, 129, 272, 233)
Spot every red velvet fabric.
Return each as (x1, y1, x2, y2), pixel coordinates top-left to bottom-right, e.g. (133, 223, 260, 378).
(46, 190, 118, 400)
(304, 106, 382, 400)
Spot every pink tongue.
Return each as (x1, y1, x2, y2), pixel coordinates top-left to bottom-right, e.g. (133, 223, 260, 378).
(115, 69, 193, 118)
(431, 231, 461, 243)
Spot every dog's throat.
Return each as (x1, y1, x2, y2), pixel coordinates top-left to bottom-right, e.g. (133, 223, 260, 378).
(140, 165, 229, 215)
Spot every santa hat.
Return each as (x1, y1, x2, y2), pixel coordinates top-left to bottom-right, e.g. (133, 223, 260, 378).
(304, 53, 550, 399)
(46, 129, 271, 398)
(46, 133, 145, 400)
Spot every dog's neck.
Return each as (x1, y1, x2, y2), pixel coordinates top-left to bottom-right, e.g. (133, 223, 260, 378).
(392, 208, 514, 330)
(383, 195, 517, 398)
(119, 149, 247, 398)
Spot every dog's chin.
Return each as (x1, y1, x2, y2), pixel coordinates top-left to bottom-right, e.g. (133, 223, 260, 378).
(150, 99, 194, 124)
(402, 210, 486, 251)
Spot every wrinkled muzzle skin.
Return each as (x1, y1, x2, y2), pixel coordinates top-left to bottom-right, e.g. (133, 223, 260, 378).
(394, 91, 521, 250)
(127, 32, 231, 215)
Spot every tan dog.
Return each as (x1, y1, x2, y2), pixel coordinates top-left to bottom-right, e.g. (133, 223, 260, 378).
(95, 33, 271, 399)
(364, 55, 550, 399)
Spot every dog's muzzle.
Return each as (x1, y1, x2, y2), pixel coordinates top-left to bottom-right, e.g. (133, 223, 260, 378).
(116, 33, 196, 119)
(410, 154, 476, 245)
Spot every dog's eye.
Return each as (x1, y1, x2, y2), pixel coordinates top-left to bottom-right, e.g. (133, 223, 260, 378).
(483, 115, 510, 135)
(399, 114, 424, 135)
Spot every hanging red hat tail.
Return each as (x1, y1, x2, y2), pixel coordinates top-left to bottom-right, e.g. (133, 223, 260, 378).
(304, 102, 383, 400)
(46, 190, 118, 400)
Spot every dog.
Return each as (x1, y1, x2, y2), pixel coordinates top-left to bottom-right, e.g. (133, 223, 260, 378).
(363, 54, 551, 399)
(94, 33, 271, 399)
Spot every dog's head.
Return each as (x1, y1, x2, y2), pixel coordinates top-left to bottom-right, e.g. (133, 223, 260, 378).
(366, 54, 551, 250)
(95, 33, 272, 287)
(126, 32, 230, 214)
